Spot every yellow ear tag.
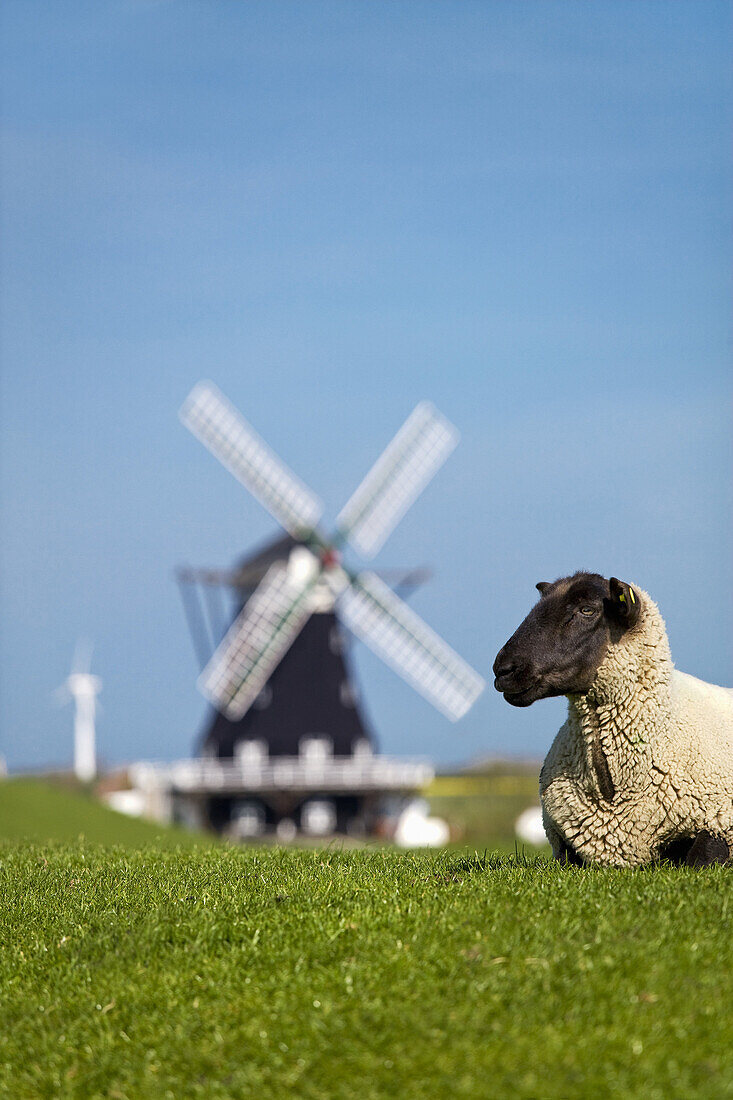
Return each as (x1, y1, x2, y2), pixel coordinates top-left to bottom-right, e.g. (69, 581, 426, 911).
(629, 589, 636, 604)
(619, 593, 626, 604)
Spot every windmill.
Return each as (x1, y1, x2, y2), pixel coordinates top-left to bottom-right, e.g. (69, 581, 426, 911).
(180, 382, 485, 728)
(132, 384, 484, 840)
(56, 643, 101, 783)
(178, 533, 383, 764)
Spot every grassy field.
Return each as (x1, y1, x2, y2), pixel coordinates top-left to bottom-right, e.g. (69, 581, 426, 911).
(0, 779, 207, 848)
(1, 772, 547, 854)
(0, 843, 730, 1099)
(426, 763, 546, 851)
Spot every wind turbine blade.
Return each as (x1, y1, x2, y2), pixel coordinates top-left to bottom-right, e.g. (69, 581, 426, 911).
(181, 382, 323, 537)
(72, 638, 93, 675)
(337, 572, 485, 721)
(53, 683, 71, 706)
(198, 559, 316, 720)
(336, 402, 457, 559)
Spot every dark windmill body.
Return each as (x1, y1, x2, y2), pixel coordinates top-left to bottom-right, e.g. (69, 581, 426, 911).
(132, 383, 484, 840)
(178, 534, 390, 838)
(204, 600, 371, 761)
(196, 536, 375, 761)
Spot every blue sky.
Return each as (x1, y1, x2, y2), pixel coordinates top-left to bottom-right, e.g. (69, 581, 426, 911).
(1, 1, 730, 771)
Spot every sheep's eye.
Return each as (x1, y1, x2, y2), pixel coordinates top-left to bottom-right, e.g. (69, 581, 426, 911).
(579, 606, 595, 616)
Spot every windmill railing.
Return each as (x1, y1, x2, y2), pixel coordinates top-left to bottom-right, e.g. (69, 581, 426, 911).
(130, 755, 434, 795)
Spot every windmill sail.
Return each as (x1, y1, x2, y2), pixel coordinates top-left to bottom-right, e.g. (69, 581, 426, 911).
(199, 558, 316, 720)
(336, 402, 458, 558)
(337, 571, 484, 721)
(181, 382, 323, 536)
(181, 381, 484, 726)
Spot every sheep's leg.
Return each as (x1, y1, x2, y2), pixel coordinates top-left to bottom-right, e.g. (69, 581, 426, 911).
(555, 839, 584, 866)
(543, 814, 585, 865)
(685, 831, 730, 868)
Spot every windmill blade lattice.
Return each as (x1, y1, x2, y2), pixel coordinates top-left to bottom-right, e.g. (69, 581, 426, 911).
(336, 401, 458, 558)
(181, 381, 484, 723)
(337, 571, 484, 721)
(181, 382, 323, 537)
(199, 558, 316, 720)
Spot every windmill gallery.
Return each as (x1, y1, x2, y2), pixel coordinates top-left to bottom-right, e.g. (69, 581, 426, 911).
(129, 384, 484, 841)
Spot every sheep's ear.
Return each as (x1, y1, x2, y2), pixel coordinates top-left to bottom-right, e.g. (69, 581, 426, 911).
(608, 577, 641, 628)
(536, 582, 551, 596)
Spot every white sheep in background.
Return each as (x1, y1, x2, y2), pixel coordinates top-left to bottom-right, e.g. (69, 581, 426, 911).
(493, 572, 733, 867)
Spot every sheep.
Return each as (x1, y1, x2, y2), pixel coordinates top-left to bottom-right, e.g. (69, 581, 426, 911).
(493, 572, 733, 867)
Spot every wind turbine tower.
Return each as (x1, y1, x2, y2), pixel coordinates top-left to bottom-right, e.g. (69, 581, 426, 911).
(60, 646, 101, 783)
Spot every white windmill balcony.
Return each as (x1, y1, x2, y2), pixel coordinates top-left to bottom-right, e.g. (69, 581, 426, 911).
(129, 754, 434, 797)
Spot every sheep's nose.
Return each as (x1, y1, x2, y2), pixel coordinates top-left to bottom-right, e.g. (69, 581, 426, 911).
(492, 648, 517, 680)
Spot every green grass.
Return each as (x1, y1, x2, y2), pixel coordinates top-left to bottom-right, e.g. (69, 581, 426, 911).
(427, 769, 547, 850)
(0, 844, 730, 1099)
(0, 780, 208, 848)
(0, 774, 543, 854)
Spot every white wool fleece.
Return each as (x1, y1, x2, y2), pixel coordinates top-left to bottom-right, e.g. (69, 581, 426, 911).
(540, 587, 733, 867)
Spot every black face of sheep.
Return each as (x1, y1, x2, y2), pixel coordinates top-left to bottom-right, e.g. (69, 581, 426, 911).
(493, 572, 641, 707)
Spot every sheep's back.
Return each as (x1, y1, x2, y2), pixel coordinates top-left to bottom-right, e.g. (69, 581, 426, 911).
(669, 669, 733, 832)
(671, 670, 733, 736)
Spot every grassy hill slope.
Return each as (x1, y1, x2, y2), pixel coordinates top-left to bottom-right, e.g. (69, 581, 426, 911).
(0, 844, 730, 1099)
(0, 779, 205, 847)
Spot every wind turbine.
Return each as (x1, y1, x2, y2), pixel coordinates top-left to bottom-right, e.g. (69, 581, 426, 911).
(57, 642, 101, 783)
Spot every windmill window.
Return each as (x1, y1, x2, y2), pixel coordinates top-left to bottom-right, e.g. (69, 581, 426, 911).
(301, 799, 337, 837)
(276, 818, 297, 841)
(236, 739, 268, 766)
(231, 799, 265, 838)
(329, 626, 345, 654)
(300, 736, 332, 760)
